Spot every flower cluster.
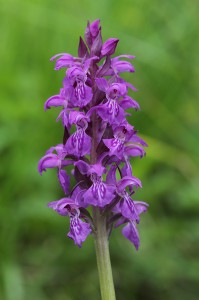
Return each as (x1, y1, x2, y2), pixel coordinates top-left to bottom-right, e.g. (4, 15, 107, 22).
(38, 20, 148, 249)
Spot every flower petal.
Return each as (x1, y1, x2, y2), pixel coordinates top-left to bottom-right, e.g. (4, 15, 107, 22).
(65, 130, 91, 157)
(48, 197, 76, 216)
(101, 38, 119, 56)
(95, 77, 109, 92)
(58, 169, 70, 194)
(83, 182, 115, 207)
(117, 176, 142, 193)
(67, 216, 92, 247)
(38, 154, 59, 175)
(122, 222, 140, 250)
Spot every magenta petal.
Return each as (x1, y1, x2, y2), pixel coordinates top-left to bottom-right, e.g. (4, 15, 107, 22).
(122, 222, 140, 250)
(83, 182, 115, 207)
(38, 154, 59, 174)
(134, 201, 149, 215)
(124, 145, 146, 158)
(48, 197, 76, 216)
(65, 130, 91, 157)
(126, 82, 138, 92)
(107, 83, 127, 99)
(69, 111, 89, 126)
(120, 96, 140, 110)
(44, 95, 66, 111)
(50, 53, 72, 61)
(50, 53, 76, 70)
(115, 198, 148, 221)
(101, 38, 119, 56)
(85, 19, 101, 48)
(114, 55, 136, 60)
(90, 30, 102, 56)
(71, 84, 93, 107)
(74, 160, 90, 175)
(121, 160, 133, 178)
(117, 176, 142, 193)
(67, 217, 92, 247)
(115, 197, 139, 221)
(90, 19, 100, 37)
(72, 187, 88, 208)
(78, 37, 88, 58)
(129, 135, 148, 147)
(103, 138, 124, 159)
(95, 77, 109, 92)
(106, 165, 117, 185)
(112, 60, 135, 73)
(56, 109, 70, 128)
(58, 169, 70, 194)
(96, 101, 126, 125)
(88, 163, 106, 177)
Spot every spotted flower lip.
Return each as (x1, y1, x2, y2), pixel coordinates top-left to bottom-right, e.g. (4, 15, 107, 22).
(83, 178, 115, 207)
(39, 19, 148, 249)
(67, 216, 92, 247)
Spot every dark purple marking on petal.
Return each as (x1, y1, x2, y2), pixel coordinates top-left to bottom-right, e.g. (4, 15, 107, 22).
(68, 216, 91, 247)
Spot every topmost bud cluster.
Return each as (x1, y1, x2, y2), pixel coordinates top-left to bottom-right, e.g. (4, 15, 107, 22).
(38, 20, 148, 249)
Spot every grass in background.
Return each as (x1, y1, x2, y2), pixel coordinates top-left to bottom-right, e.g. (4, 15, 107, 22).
(0, 0, 199, 299)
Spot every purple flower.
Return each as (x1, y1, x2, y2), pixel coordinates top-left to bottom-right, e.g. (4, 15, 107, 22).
(48, 197, 91, 247)
(65, 111, 91, 157)
(38, 144, 73, 194)
(39, 19, 148, 249)
(103, 123, 147, 159)
(87, 78, 128, 125)
(75, 160, 115, 207)
(63, 66, 92, 108)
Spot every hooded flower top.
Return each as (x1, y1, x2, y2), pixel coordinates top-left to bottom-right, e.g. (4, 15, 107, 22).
(38, 19, 148, 249)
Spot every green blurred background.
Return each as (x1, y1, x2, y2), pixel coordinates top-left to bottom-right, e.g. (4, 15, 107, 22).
(0, 0, 199, 299)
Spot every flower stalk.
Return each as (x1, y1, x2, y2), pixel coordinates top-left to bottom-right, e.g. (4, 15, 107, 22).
(94, 208, 116, 300)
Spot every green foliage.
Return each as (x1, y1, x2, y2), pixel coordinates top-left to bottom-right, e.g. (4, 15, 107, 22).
(0, 0, 198, 299)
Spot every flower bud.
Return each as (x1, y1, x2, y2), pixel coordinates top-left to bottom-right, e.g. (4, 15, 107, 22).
(101, 38, 119, 57)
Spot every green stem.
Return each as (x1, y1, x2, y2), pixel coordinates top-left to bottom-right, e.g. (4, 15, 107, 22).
(94, 208, 116, 300)
(90, 89, 116, 299)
